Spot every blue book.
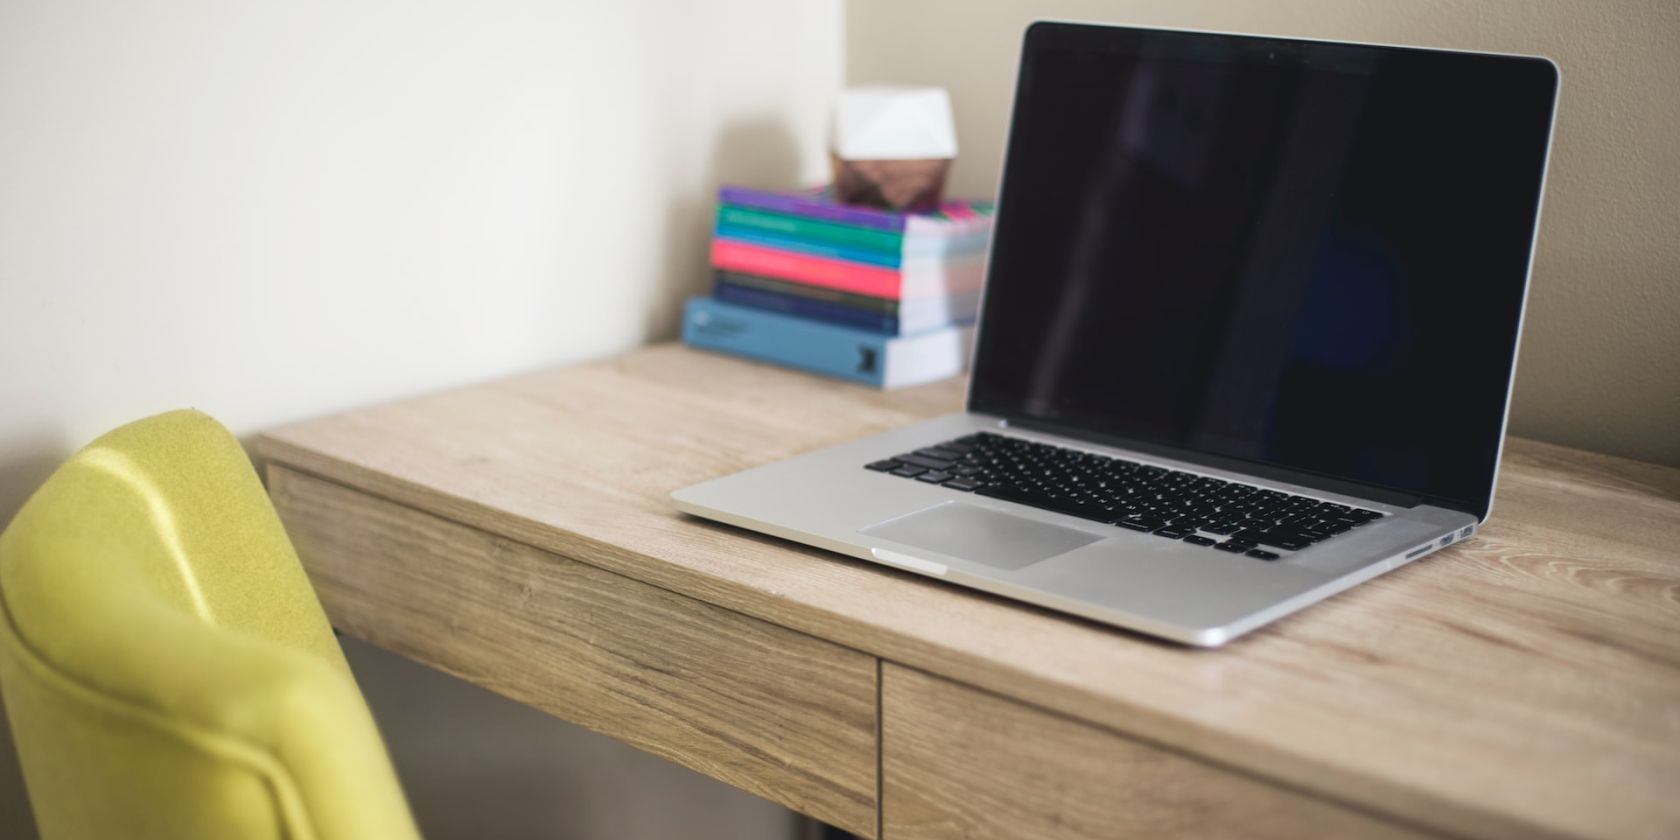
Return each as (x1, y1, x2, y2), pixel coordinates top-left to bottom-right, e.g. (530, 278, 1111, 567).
(682, 297, 973, 389)
(714, 280, 900, 334)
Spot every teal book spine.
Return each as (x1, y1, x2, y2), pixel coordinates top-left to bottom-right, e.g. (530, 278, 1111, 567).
(715, 205, 992, 265)
(715, 227, 902, 268)
(717, 205, 905, 253)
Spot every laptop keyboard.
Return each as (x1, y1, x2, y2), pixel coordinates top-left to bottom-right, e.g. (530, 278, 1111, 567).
(865, 432, 1384, 560)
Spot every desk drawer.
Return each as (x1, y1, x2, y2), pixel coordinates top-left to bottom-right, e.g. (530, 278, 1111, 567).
(268, 466, 879, 837)
(881, 665, 1427, 840)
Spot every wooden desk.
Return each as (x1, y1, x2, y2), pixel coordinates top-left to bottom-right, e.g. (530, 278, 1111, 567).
(257, 343, 1680, 840)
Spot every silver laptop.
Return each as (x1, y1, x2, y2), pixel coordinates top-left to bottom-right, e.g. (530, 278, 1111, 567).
(674, 22, 1559, 646)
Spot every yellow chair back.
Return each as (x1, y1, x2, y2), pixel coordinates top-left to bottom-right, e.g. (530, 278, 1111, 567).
(0, 410, 420, 840)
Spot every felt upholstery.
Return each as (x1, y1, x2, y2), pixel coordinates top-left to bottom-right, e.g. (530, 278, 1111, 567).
(0, 410, 420, 840)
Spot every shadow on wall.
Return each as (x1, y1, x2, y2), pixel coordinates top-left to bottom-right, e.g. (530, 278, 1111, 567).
(647, 117, 803, 341)
(0, 439, 76, 839)
(0, 698, 31, 840)
(0, 444, 72, 528)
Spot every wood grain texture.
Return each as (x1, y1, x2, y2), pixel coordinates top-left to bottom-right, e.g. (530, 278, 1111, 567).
(267, 465, 879, 837)
(881, 664, 1427, 840)
(257, 343, 1680, 840)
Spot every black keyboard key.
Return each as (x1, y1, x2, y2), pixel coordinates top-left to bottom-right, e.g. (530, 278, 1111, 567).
(1182, 535, 1217, 546)
(1247, 549, 1281, 560)
(868, 432, 1370, 551)
(1048, 501, 1117, 523)
(897, 454, 955, 470)
(975, 485, 1112, 523)
(1255, 533, 1309, 551)
(1113, 512, 1166, 531)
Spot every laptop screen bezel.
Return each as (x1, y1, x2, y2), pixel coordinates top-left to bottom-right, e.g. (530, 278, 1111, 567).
(963, 21, 1560, 522)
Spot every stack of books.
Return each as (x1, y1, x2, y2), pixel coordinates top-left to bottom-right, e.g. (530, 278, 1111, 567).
(683, 186, 993, 388)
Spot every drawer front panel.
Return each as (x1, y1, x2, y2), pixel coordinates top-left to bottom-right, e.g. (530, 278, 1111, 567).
(269, 466, 879, 837)
(882, 664, 1426, 840)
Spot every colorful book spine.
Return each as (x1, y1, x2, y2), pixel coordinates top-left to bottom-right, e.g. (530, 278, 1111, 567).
(714, 280, 900, 334)
(716, 227, 903, 268)
(718, 186, 995, 237)
(717, 205, 905, 252)
(710, 240, 984, 300)
(682, 297, 973, 389)
(714, 226, 990, 268)
(716, 205, 992, 263)
(714, 270, 982, 336)
(716, 270, 897, 314)
(719, 185, 911, 231)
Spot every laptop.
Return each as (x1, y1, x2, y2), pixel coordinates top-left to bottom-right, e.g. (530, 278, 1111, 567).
(673, 22, 1559, 646)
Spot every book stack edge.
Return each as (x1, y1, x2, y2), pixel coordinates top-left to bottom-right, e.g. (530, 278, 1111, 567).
(683, 186, 994, 388)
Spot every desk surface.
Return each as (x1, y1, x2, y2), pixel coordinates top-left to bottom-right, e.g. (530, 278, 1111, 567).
(259, 343, 1680, 840)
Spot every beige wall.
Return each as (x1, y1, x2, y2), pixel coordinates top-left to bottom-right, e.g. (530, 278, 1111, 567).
(848, 0, 1680, 467)
(0, 1, 842, 837)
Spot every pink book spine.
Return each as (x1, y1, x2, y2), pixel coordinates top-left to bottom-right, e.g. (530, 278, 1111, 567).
(711, 240, 902, 299)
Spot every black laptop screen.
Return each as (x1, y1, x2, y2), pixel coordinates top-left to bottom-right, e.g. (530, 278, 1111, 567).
(969, 23, 1557, 518)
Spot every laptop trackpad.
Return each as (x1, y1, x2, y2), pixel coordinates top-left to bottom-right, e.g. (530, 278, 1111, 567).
(860, 501, 1101, 571)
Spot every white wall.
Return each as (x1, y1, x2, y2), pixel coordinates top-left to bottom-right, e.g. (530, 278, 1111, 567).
(847, 0, 1680, 467)
(0, 1, 842, 837)
(1, 0, 841, 513)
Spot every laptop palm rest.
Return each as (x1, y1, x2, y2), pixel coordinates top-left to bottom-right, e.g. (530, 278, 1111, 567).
(860, 501, 1102, 571)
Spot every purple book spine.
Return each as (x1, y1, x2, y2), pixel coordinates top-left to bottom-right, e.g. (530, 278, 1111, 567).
(718, 186, 907, 232)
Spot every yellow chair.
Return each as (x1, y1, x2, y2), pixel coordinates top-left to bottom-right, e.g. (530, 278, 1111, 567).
(0, 410, 420, 840)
